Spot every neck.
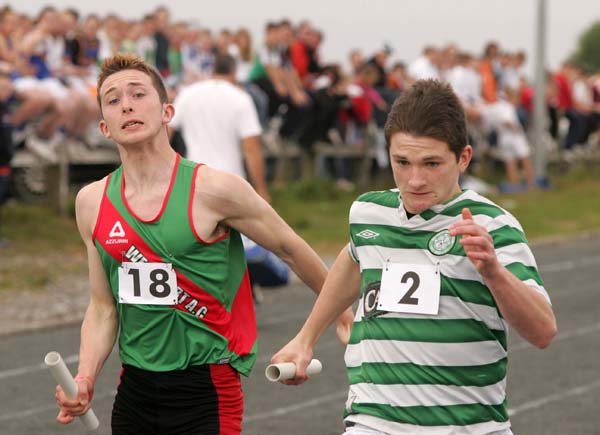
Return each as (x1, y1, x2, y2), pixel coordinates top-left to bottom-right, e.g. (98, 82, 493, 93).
(118, 132, 177, 190)
(213, 73, 234, 84)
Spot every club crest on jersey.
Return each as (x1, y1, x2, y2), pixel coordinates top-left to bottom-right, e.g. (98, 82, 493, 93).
(428, 229, 455, 256)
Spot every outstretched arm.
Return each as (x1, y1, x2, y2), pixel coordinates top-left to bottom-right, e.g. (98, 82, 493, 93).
(271, 247, 361, 384)
(449, 208, 557, 348)
(194, 167, 354, 342)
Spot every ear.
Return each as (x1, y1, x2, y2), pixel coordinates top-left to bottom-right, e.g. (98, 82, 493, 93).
(161, 103, 175, 124)
(458, 144, 473, 174)
(99, 119, 111, 139)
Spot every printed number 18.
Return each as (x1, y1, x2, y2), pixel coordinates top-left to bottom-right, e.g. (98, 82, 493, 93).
(128, 268, 171, 298)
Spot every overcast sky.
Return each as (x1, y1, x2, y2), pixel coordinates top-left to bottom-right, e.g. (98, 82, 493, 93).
(7, 0, 600, 75)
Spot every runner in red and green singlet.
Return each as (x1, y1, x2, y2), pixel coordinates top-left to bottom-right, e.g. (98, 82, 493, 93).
(53, 54, 354, 435)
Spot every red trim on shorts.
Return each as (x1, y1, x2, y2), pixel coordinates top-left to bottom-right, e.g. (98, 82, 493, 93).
(121, 153, 180, 223)
(209, 364, 243, 435)
(188, 164, 231, 245)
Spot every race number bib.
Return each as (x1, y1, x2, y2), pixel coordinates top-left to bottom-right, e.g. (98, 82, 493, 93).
(378, 263, 440, 315)
(118, 262, 178, 305)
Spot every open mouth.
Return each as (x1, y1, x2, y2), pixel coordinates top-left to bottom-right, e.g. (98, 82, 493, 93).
(122, 120, 143, 129)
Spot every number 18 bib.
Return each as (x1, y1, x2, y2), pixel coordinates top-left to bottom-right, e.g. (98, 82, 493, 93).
(118, 262, 178, 305)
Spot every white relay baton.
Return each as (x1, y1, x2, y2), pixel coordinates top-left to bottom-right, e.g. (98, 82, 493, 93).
(44, 351, 100, 431)
(265, 359, 322, 382)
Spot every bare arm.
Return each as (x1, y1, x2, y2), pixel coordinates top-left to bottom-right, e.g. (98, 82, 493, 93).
(271, 247, 361, 384)
(449, 208, 557, 348)
(194, 167, 354, 341)
(18, 25, 47, 57)
(197, 167, 326, 292)
(55, 180, 119, 424)
(241, 135, 270, 203)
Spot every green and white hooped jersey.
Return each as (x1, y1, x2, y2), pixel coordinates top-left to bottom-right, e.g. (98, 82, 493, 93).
(344, 188, 549, 435)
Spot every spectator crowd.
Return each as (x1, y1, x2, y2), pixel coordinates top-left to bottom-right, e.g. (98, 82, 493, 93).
(0, 5, 599, 194)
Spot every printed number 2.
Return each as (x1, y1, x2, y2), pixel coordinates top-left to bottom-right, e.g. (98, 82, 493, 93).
(128, 268, 171, 298)
(398, 271, 420, 305)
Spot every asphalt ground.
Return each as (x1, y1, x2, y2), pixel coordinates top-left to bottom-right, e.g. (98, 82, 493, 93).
(0, 237, 599, 435)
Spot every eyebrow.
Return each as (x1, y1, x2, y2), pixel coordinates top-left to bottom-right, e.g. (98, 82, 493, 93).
(392, 154, 443, 161)
(102, 81, 147, 98)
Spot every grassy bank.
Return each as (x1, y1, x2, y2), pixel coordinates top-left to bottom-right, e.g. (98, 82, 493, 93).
(272, 166, 600, 253)
(1, 165, 599, 292)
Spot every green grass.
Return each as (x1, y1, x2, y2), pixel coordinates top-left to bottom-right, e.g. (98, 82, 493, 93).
(272, 166, 600, 253)
(0, 203, 86, 292)
(489, 167, 600, 242)
(1, 165, 599, 292)
(271, 179, 359, 255)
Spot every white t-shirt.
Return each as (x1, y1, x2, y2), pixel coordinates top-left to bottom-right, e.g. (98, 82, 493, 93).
(170, 79, 262, 178)
(407, 56, 440, 81)
(447, 65, 482, 105)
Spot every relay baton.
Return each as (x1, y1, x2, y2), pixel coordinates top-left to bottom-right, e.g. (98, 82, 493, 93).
(265, 359, 322, 382)
(44, 351, 100, 431)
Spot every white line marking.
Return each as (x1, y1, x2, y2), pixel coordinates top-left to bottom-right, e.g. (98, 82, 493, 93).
(508, 379, 600, 417)
(0, 389, 116, 423)
(511, 321, 600, 351)
(539, 255, 600, 273)
(0, 354, 78, 380)
(244, 391, 347, 423)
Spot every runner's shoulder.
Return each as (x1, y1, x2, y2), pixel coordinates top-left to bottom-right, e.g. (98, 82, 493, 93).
(76, 177, 107, 207)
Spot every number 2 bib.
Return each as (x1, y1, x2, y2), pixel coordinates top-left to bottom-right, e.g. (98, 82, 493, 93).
(118, 262, 178, 305)
(377, 263, 441, 315)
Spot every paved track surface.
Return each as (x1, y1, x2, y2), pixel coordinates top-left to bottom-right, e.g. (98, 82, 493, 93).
(1, 237, 598, 434)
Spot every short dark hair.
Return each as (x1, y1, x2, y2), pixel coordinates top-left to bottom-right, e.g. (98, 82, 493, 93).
(214, 54, 236, 75)
(97, 54, 168, 113)
(383, 80, 467, 160)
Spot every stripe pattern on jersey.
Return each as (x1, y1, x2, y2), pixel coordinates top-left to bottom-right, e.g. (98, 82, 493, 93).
(344, 188, 549, 434)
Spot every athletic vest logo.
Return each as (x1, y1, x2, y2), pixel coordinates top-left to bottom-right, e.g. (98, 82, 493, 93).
(356, 229, 379, 239)
(109, 221, 126, 238)
(428, 229, 456, 256)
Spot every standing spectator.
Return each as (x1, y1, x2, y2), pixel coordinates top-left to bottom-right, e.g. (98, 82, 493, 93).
(170, 54, 269, 201)
(153, 6, 171, 76)
(408, 46, 441, 81)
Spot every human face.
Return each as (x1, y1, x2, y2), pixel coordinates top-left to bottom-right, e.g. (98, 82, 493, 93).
(98, 69, 173, 146)
(389, 133, 472, 214)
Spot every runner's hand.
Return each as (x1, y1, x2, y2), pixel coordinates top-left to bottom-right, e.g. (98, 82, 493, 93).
(449, 208, 501, 279)
(55, 376, 94, 424)
(271, 338, 314, 386)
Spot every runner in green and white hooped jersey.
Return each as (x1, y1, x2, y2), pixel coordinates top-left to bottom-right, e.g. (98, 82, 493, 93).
(272, 80, 557, 435)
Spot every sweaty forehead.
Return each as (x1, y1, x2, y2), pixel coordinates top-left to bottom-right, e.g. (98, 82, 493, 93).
(100, 70, 152, 96)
